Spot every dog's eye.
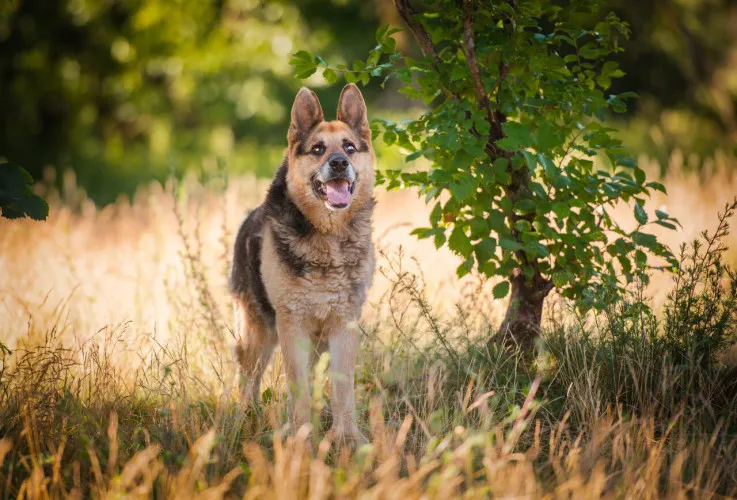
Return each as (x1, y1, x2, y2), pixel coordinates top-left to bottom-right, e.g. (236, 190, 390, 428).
(310, 144, 325, 156)
(344, 143, 357, 154)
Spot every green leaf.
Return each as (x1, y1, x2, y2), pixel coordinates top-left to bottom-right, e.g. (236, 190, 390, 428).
(434, 231, 446, 249)
(410, 227, 434, 239)
(535, 122, 558, 152)
(289, 50, 312, 64)
(448, 225, 472, 257)
(515, 220, 532, 232)
(607, 95, 627, 113)
(655, 220, 677, 230)
(488, 210, 506, 231)
(633, 167, 646, 185)
(616, 156, 636, 168)
(475, 237, 497, 263)
(383, 130, 397, 146)
(0, 162, 49, 221)
(632, 231, 657, 249)
(500, 121, 533, 148)
(0, 163, 32, 191)
(492, 281, 510, 299)
(17, 195, 48, 221)
(552, 271, 571, 287)
(405, 150, 423, 162)
(646, 181, 667, 193)
(449, 178, 475, 203)
(539, 154, 565, 187)
(375, 24, 390, 41)
(499, 237, 522, 251)
(492, 158, 511, 185)
(469, 217, 487, 239)
(0, 206, 25, 219)
(322, 68, 338, 84)
(290, 51, 319, 80)
(524, 241, 550, 257)
(296, 66, 317, 79)
(522, 150, 537, 171)
(634, 202, 648, 225)
(456, 255, 474, 278)
(635, 249, 647, 266)
(450, 65, 467, 81)
(597, 61, 625, 89)
(552, 202, 570, 218)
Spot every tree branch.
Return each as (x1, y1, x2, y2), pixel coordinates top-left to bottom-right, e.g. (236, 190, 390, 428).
(462, 0, 492, 124)
(394, 0, 439, 62)
(394, 0, 472, 127)
(461, 0, 505, 153)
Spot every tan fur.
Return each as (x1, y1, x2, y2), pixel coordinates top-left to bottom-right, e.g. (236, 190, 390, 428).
(233, 296, 276, 402)
(231, 84, 375, 446)
(286, 120, 375, 234)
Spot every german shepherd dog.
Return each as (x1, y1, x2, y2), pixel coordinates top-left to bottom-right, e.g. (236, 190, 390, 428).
(230, 84, 375, 446)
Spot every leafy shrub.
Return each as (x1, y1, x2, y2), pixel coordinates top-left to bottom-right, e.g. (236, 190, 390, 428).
(293, 0, 678, 347)
(545, 199, 737, 432)
(662, 199, 737, 367)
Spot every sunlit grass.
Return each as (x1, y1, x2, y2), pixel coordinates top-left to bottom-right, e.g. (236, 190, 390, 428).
(1, 150, 737, 497)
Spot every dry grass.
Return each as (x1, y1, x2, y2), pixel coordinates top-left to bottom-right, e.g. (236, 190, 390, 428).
(1, 150, 737, 498)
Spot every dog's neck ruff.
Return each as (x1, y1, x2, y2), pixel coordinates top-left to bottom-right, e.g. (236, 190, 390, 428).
(263, 161, 374, 278)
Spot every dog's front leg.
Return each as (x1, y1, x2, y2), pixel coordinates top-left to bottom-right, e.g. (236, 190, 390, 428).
(328, 327, 366, 447)
(277, 314, 312, 433)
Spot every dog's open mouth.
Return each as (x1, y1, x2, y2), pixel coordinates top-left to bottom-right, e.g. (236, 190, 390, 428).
(314, 178, 355, 209)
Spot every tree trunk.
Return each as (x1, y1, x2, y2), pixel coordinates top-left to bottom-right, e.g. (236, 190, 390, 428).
(498, 270, 553, 350)
(395, 0, 552, 351)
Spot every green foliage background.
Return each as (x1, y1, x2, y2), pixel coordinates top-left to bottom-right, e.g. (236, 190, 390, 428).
(1, 0, 735, 204)
(293, 1, 683, 315)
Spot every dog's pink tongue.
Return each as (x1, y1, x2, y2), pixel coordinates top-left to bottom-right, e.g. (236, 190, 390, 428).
(325, 179, 351, 206)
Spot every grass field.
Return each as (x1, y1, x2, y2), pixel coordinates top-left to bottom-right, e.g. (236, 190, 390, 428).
(1, 150, 737, 498)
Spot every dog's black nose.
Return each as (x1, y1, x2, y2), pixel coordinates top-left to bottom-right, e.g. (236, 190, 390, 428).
(327, 153, 350, 171)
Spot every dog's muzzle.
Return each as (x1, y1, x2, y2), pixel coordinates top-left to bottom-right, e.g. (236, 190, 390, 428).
(312, 154, 356, 210)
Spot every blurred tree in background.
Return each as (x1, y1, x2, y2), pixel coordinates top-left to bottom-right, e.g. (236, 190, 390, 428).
(0, 0, 735, 204)
(0, 0, 382, 204)
(611, 0, 737, 165)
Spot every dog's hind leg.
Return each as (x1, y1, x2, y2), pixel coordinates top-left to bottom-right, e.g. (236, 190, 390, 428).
(233, 297, 276, 405)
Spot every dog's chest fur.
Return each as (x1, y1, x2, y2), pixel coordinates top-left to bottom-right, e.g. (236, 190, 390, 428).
(261, 223, 374, 326)
(230, 162, 374, 336)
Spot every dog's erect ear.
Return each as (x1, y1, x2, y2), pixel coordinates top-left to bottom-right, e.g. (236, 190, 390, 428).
(288, 87, 324, 144)
(337, 84, 370, 140)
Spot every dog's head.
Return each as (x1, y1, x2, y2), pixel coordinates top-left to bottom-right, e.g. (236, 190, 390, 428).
(285, 84, 375, 228)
